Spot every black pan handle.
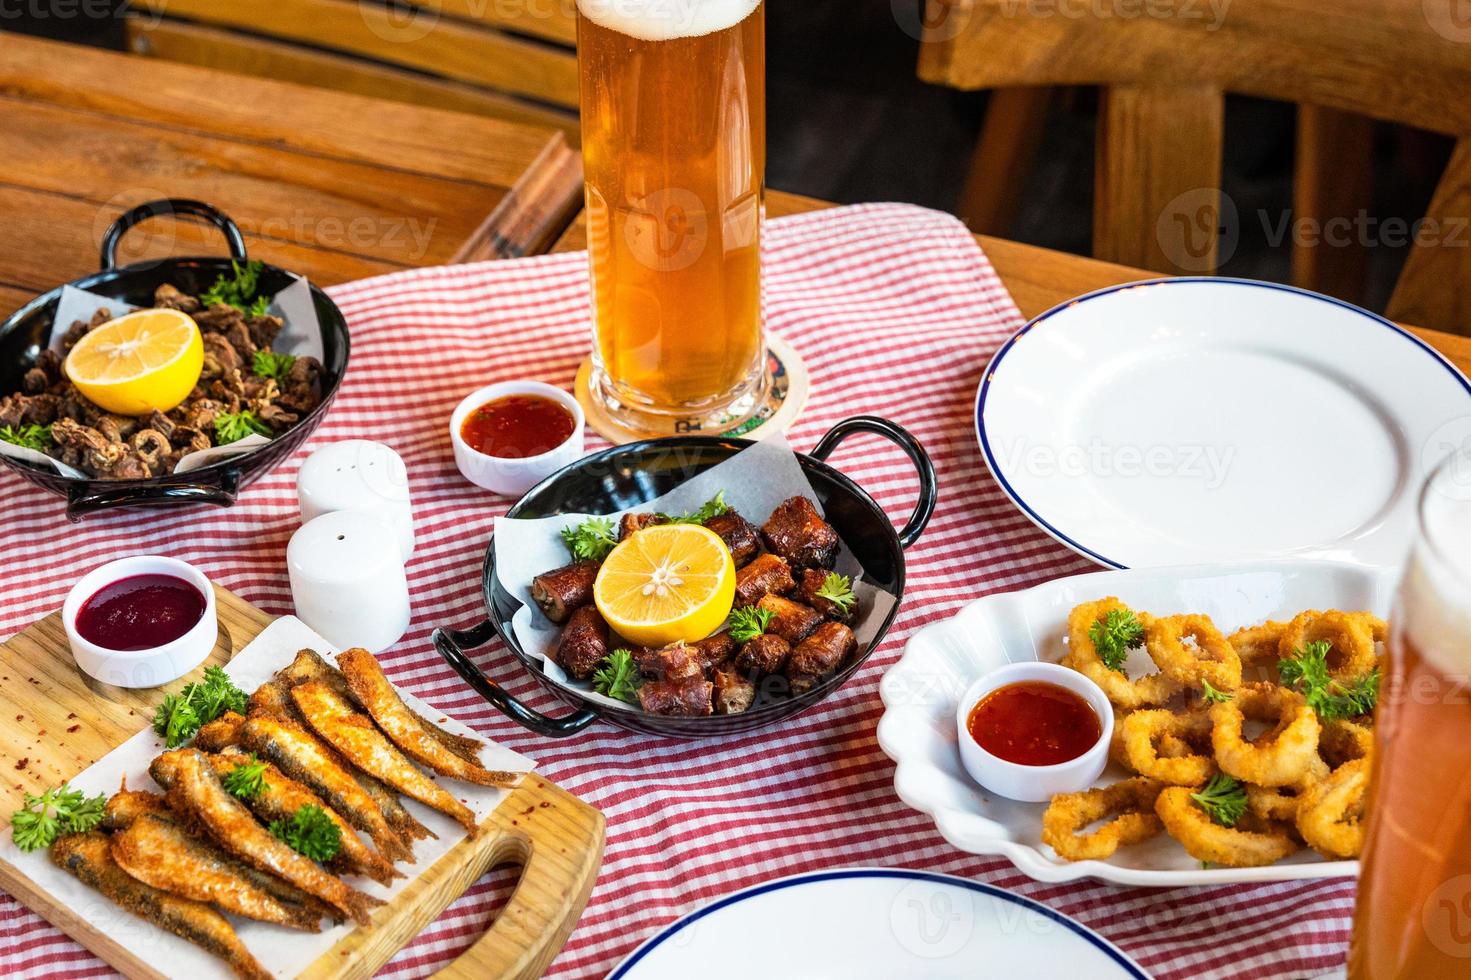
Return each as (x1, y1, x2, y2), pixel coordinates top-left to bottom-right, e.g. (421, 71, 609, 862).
(432, 619, 600, 738)
(66, 470, 241, 522)
(100, 199, 249, 271)
(809, 415, 937, 550)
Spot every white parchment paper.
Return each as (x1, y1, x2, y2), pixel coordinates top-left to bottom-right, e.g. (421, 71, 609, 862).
(0, 616, 535, 980)
(0, 276, 324, 478)
(493, 434, 898, 711)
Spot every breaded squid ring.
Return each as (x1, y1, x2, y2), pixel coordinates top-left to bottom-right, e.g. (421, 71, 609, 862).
(1210, 683, 1322, 787)
(1145, 614, 1242, 692)
(1118, 709, 1216, 786)
(1155, 787, 1301, 867)
(1229, 621, 1288, 685)
(1295, 759, 1369, 859)
(1279, 610, 1379, 683)
(1320, 718, 1375, 769)
(1041, 777, 1165, 861)
(1065, 599, 1180, 710)
(1245, 756, 1328, 822)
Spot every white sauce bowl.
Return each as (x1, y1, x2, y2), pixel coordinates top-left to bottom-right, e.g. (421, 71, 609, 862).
(450, 381, 585, 497)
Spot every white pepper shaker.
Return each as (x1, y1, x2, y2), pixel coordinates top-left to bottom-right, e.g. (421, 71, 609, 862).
(297, 440, 415, 560)
(287, 511, 411, 654)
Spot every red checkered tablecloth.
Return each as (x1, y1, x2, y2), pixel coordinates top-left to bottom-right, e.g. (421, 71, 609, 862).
(0, 204, 1354, 979)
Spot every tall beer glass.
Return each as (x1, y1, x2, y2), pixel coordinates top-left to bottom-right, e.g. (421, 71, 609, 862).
(1350, 446, 1471, 978)
(577, 0, 767, 436)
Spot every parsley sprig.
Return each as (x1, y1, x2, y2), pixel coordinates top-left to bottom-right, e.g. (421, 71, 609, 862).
(10, 783, 107, 852)
(151, 666, 248, 748)
(1190, 774, 1247, 827)
(727, 606, 775, 644)
(1200, 679, 1234, 704)
(560, 516, 618, 562)
(815, 572, 856, 613)
(591, 648, 640, 703)
(0, 423, 51, 452)
(1088, 608, 1145, 673)
(662, 491, 731, 525)
(214, 410, 271, 445)
(201, 260, 270, 317)
(1279, 640, 1380, 721)
(268, 804, 341, 862)
(221, 755, 270, 802)
(251, 350, 296, 381)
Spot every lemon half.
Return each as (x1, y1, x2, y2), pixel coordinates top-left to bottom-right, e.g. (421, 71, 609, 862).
(64, 308, 204, 416)
(594, 523, 736, 647)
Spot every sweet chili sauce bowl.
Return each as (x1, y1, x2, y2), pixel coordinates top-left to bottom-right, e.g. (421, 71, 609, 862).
(955, 661, 1112, 803)
(62, 555, 218, 689)
(450, 381, 585, 496)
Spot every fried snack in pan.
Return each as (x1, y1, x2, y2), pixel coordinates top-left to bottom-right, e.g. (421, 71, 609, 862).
(1144, 614, 1243, 692)
(794, 567, 858, 623)
(756, 594, 823, 645)
(1210, 683, 1322, 787)
(619, 512, 666, 540)
(530, 558, 601, 624)
(1319, 717, 1375, 768)
(760, 495, 839, 571)
(1041, 777, 1165, 860)
(553, 605, 609, 681)
(712, 668, 756, 715)
(786, 622, 857, 695)
(703, 512, 762, 568)
(1229, 621, 1288, 685)
(1117, 709, 1217, 786)
(637, 675, 714, 716)
(1279, 610, 1379, 682)
(1154, 787, 1301, 867)
(1065, 598, 1180, 710)
(736, 633, 790, 675)
(734, 553, 795, 606)
(1296, 758, 1369, 859)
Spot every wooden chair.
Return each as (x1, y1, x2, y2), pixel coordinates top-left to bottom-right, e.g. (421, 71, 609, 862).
(920, 0, 1471, 334)
(124, 0, 580, 140)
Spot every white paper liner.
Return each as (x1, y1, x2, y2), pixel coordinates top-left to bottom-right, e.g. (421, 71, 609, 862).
(1, 276, 324, 478)
(494, 433, 899, 712)
(0, 616, 535, 980)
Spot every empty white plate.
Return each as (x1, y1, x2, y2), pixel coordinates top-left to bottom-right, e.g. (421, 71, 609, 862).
(976, 278, 1471, 569)
(877, 560, 1395, 886)
(609, 868, 1149, 979)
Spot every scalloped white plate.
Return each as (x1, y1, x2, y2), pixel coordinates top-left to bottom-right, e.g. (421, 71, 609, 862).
(877, 560, 1396, 886)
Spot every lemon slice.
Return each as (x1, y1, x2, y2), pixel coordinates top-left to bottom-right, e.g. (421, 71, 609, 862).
(594, 523, 736, 647)
(64, 308, 204, 416)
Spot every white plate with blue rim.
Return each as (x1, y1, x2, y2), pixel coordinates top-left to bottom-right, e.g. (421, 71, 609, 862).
(608, 868, 1149, 979)
(976, 278, 1471, 569)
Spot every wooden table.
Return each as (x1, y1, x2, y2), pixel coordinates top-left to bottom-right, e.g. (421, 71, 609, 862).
(0, 33, 579, 317)
(553, 190, 1471, 373)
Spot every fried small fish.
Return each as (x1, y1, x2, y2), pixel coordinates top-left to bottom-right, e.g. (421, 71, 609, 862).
(165, 750, 382, 926)
(238, 714, 415, 862)
(292, 681, 479, 834)
(338, 647, 520, 789)
(281, 648, 483, 762)
(52, 832, 270, 980)
(100, 784, 171, 832)
(355, 766, 436, 843)
(152, 748, 401, 886)
(112, 814, 322, 932)
(195, 710, 247, 752)
(247, 679, 302, 722)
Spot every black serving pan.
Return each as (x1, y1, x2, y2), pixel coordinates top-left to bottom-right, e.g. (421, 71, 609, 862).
(432, 416, 938, 739)
(0, 198, 350, 521)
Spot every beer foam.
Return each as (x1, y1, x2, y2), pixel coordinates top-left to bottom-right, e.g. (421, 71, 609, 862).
(1403, 453, 1471, 676)
(577, 0, 761, 41)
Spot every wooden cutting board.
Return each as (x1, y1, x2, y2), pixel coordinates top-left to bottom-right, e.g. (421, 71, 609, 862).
(0, 585, 604, 979)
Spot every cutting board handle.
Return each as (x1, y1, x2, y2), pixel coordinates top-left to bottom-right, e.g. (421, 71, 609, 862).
(433, 778, 605, 979)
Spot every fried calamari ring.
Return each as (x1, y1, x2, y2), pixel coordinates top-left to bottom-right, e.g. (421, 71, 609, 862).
(1144, 614, 1242, 692)
(1230, 621, 1288, 685)
(1118, 709, 1216, 786)
(1295, 759, 1369, 859)
(1320, 718, 1374, 769)
(1155, 787, 1301, 867)
(1280, 610, 1378, 683)
(1066, 599, 1180, 710)
(1210, 683, 1322, 787)
(1245, 756, 1328, 822)
(1041, 777, 1165, 861)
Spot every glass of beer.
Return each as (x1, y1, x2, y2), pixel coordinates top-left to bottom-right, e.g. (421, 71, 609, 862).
(1350, 446, 1471, 978)
(577, 0, 768, 437)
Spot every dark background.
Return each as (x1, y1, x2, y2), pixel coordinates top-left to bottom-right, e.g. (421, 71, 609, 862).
(5, 0, 1449, 311)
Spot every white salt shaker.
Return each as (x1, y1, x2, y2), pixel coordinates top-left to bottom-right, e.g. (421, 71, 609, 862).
(287, 511, 411, 654)
(297, 440, 415, 560)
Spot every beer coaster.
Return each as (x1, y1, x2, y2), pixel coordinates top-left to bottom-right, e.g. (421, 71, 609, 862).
(575, 333, 809, 445)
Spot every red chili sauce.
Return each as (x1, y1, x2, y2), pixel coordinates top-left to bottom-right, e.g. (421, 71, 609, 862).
(461, 394, 575, 459)
(967, 681, 1102, 766)
(76, 574, 206, 651)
